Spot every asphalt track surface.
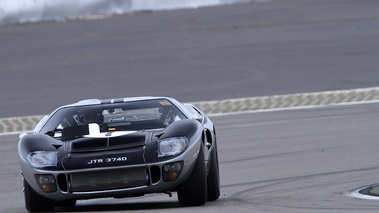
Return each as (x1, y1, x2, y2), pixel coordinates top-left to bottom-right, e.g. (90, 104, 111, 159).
(1, 0, 379, 118)
(2, 103, 379, 212)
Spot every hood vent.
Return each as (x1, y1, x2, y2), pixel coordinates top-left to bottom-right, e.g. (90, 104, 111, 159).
(71, 133, 146, 152)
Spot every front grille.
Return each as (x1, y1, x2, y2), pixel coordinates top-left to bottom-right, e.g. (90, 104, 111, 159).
(69, 167, 147, 192)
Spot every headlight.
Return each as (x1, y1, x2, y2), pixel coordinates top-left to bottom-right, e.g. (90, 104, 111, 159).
(158, 137, 188, 158)
(27, 151, 58, 168)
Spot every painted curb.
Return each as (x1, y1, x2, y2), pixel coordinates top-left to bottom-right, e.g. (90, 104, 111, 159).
(2, 87, 379, 134)
(191, 87, 379, 114)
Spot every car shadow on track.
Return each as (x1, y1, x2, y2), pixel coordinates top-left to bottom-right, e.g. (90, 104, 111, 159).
(55, 201, 182, 212)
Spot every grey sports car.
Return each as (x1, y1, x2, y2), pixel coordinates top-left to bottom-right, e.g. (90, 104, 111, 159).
(18, 97, 220, 212)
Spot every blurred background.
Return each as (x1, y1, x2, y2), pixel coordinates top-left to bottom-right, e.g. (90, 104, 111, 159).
(1, 0, 378, 117)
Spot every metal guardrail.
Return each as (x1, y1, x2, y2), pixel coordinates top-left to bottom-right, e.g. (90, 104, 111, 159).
(2, 87, 379, 134)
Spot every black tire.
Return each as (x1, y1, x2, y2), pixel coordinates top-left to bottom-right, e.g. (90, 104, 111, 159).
(24, 180, 55, 212)
(207, 142, 220, 201)
(177, 146, 207, 206)
(55, 199, 76, 207)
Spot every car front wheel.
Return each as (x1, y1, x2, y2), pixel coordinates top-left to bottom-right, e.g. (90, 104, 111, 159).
(177, 146, 207, 206)
(207, 141, 220, 201)
(24, 180, 55, 212)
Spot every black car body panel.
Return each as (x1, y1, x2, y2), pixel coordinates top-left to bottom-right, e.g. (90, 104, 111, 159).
(18, 97, 220, 212)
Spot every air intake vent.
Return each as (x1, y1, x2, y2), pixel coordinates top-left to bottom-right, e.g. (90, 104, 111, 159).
(109, 134, 145, 146)
(71, 133, 146, 152)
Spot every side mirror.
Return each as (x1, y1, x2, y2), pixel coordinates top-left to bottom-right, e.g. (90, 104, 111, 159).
(183, 104, 204, 123)
(192, 113, 204, 123)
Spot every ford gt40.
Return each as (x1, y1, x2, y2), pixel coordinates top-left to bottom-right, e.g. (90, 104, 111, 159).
(18, 97, 220, 212)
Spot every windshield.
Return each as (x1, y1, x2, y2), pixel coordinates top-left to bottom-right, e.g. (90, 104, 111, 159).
(39, 99, 187, 139)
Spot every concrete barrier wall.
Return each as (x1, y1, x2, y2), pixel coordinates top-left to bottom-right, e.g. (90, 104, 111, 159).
(0, 0, 251, 25)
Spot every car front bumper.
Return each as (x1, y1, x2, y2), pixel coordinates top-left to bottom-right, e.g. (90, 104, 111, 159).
(20, 148, 200, 201)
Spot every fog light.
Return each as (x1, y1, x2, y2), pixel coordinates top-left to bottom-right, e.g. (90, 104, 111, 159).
(162, 162, 183, 182)
(42, 184, 52, 192)
(35, 174, 57, 193)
